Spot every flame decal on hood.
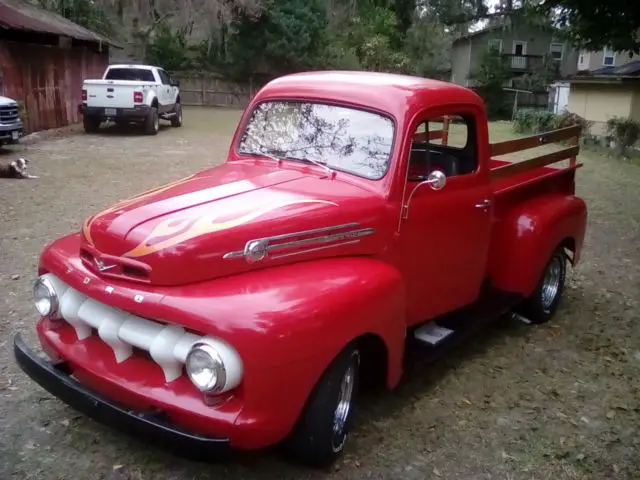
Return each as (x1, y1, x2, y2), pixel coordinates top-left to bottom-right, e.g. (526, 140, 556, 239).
(123, 199, 338, 258)
(83, 174, 198, 246)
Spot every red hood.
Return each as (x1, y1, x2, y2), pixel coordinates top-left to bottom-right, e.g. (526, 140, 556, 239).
(80, 162, 387, 286)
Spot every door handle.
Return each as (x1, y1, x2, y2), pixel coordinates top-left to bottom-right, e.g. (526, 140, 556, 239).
(475, 199, 491, 209)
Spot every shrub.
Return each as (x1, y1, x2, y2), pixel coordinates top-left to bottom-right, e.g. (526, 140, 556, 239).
(513, 108, 591, 137)
(554, 110, 591, 133)
(513, 108, 556, 134)
(606, 116, 640, 156)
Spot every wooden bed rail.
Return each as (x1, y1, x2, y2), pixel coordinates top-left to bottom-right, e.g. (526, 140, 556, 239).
(413, 116, 450, 146)
(490, 124, 582, 180)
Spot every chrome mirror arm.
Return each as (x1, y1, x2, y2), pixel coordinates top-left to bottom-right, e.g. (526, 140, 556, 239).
(402, 170, 447, 220)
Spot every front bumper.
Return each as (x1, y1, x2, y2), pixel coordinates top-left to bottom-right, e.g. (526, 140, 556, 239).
(0, 121, 23, 143)
(14, 333, 231, 460)
(79, 104, 151, 119)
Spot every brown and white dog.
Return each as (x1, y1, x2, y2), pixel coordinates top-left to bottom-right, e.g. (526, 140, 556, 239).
(0, 157, 38, 179)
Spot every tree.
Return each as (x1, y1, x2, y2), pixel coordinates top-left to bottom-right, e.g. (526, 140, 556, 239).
(468, 44, 512, 118)
(225, 0, 329, 80)
(38, 0, 115, 36)
(541, 0, 640, 54)
(404, 13, 452, 78)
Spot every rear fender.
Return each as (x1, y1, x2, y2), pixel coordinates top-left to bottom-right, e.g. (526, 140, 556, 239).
(489, 194, 587, 296)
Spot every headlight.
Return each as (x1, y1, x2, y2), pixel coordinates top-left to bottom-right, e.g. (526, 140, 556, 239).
(185, 342, 227, 393)
(33, 276, 59, 318)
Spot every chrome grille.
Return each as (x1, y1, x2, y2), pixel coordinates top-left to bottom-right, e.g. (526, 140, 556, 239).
(0, 104, 20, 124)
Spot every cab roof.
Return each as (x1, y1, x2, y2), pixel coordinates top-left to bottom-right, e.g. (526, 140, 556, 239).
(256, 70, 485, 120)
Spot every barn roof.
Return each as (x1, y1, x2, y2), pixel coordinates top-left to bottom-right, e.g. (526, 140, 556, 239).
(0, 0, 120, 47)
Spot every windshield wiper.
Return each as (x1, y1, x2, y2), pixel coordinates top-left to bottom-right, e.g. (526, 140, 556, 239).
(248, 150, 283, 165)
(284, 156, 334, 177)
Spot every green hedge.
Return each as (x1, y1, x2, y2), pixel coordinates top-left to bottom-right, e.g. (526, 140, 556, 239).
(513, 108, 591, 136)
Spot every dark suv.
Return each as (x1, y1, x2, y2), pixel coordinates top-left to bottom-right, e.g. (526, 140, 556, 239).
(0, 95, 23, 146)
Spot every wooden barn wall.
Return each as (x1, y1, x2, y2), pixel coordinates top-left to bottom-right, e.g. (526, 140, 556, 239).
(0, 40, 108, 133)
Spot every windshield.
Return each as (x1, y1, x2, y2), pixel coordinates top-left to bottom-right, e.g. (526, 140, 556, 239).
(105, 68, 155, 82)
(237, 100, 395, 180)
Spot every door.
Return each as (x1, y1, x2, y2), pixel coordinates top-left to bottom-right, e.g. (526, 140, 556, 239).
(395, 109, 493, 325)
(156, 69, 173, 111)
(511, 41, 527, 68)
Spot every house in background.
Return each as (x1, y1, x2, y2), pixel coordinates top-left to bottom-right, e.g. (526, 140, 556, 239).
(576, 48, 636, 72)
(0, 0, 119, 133)
(450, 21, 579, 89)
(566, 60, 640, 137)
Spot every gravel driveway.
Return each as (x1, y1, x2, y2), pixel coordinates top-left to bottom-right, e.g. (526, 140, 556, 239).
(1, 109, 638, 480)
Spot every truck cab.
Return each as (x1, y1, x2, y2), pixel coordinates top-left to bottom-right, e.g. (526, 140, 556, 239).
(14, 71, 587, 469)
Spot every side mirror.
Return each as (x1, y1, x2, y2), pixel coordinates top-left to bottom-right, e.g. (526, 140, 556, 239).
(402, 170, 447, 220)
(171, 78, 180, 87)
(425, 170, 446, 190)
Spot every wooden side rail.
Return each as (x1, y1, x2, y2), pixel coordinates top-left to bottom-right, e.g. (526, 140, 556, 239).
(413, 116, 450, 145)
(490, 124, 582, 180)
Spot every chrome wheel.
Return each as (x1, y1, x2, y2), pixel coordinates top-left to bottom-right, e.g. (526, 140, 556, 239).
(541, 255, 562, 312)
(154, 115, 159, 132)
(331, 362, 355, 452)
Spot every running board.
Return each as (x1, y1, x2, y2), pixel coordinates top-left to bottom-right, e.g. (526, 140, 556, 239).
(409, 291, 523, 353)
(413, 323, 455, 346)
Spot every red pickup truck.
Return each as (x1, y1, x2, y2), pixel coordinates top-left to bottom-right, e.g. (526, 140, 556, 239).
(14, 71, 587, 467)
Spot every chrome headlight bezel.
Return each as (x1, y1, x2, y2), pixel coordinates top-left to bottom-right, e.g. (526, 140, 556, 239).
(33, 276, 59, 318)
(185, 342, 227, 393)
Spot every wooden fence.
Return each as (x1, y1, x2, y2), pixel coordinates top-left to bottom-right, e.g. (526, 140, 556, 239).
(174, 73, 258, 108)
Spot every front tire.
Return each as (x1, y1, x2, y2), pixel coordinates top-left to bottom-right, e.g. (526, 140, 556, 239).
(171, 103, 183, 127)
(517, 246, 567, 324)
(283, 345, 360, 468)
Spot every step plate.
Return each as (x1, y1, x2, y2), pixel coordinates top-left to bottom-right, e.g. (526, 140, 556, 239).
(413, 323, 455, 346)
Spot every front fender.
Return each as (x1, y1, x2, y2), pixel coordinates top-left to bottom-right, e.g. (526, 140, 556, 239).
(160, 256, 406, 447)
(489, 193, 587, 296)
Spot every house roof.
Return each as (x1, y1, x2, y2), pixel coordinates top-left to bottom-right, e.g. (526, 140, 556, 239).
(571, 60, 640, 83)
(453, 13, 558, 43)
(454, 24, 507, 42)
(0, 0, 120, 47)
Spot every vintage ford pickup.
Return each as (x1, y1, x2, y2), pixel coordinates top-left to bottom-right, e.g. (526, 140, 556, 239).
(14, 71, 587, 467)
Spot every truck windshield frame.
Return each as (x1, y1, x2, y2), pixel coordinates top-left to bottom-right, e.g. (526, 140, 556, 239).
(236, 99, 396, 180)
(104, 68, 155, 82)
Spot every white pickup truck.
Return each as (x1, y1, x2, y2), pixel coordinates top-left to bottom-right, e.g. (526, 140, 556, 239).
(79, 64, 182, 135)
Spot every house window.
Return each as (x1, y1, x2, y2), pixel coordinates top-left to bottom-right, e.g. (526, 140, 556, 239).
(549, 43, 564, 60)
(488, 39, 502, 53)
(603, 47, 616, 66)
(577, 51, 590, 70)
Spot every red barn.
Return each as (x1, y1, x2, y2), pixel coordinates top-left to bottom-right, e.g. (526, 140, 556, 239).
(0, 0, 119, 133)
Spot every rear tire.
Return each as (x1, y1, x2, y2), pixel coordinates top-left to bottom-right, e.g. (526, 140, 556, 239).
(171, 103, 183, 127)
(516, 246, 567, 324)
(283, 344, 360, 468)
(144, 106, 159, 135)
(83, 116, 100, 133)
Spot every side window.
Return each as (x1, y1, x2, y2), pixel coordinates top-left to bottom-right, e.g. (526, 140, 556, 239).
(408, 113, 477, 181)
(158, 70, 170, 85)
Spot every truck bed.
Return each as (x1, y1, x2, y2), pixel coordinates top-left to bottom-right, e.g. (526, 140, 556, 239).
(489, 157, 580, 219)
(487, 124, 582, 205)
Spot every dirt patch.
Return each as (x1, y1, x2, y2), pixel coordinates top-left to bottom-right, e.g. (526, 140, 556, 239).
(1, 110, 639, 480)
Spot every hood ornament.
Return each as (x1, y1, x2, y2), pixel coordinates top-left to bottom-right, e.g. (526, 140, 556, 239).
(94, 257, 117, 272)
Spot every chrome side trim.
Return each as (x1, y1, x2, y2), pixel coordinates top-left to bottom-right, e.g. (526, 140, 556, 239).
(271, 239, 362, 259)
(223, 223, 375, 262)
